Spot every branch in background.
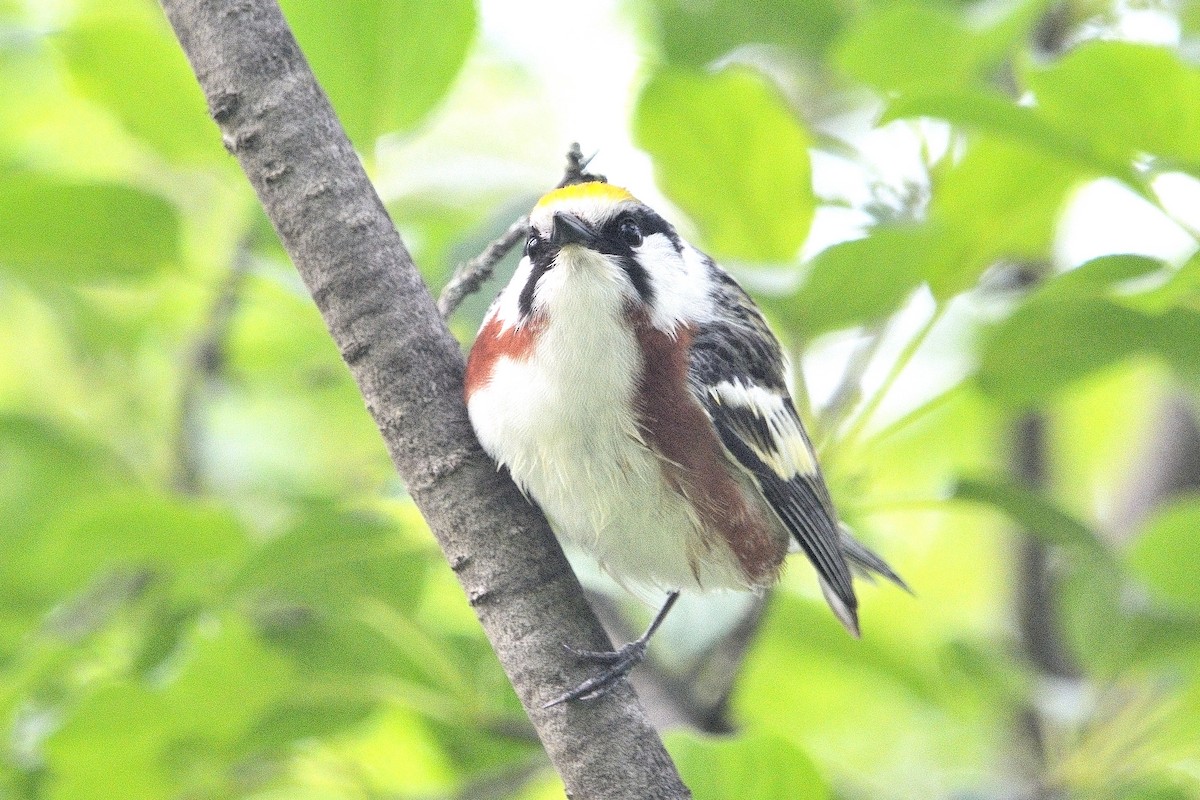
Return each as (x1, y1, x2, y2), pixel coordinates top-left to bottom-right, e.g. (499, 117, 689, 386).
(437, 216, 528, 320)
(172, 236, 255, 494)
(1012, 413, 1080, 683)
(1011, 411, 1079, 800)
(670, 595, 768, 733)
(1110, 393, 1200, 538)
(1003, 260, 1079, 800)
(437, 144, 603, 320)
(155, 3, 688, 797)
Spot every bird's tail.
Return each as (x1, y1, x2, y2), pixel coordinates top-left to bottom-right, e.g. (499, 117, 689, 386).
(838, 523, 910, 593)
(817, 525, 910, 638)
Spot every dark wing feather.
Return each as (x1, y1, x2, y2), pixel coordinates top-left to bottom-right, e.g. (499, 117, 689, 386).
(686, 259, 860, 631)
(704, 386, 860, 631)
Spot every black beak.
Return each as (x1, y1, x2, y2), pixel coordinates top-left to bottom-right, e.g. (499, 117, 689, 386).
(549, 212, 595, 248)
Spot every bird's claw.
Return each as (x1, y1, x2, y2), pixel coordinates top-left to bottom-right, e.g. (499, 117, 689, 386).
(543, 639, 649, 708)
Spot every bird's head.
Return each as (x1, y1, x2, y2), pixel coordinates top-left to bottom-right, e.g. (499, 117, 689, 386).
(505, 181, 694, 326)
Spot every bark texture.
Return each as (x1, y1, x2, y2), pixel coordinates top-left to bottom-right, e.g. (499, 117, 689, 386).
(155, 1, 690, 797)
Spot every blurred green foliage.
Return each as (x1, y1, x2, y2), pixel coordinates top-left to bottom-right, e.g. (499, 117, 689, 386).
(1, 0, 1199, 798)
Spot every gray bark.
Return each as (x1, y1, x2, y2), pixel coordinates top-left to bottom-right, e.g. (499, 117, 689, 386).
(154, 1, 690, 797)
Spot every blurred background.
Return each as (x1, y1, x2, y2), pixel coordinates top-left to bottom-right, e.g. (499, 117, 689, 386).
(2, 0, 1200, 797)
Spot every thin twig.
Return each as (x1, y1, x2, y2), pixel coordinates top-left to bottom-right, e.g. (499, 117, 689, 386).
(437, 143, 604, 320)
(831, 304, 946, 462)
(436, 216, 529, 320)
(171, 234, 256, 494)
(814, 321, 887, 452)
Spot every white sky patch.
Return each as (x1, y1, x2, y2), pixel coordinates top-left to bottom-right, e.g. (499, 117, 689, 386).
(478, 0, 667, 209)
(801, 287, 971, 431)
(1111, 2, 1181, 45)
(1056, 178, 1197, 268)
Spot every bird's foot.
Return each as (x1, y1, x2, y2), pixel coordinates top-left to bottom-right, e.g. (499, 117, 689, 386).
(543, 638, 649, 707)
(542, 590, 680, 709)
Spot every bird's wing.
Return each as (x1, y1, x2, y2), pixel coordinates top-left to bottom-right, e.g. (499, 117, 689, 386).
(701, 378, 860, 633)
(684, 267, 859, 632)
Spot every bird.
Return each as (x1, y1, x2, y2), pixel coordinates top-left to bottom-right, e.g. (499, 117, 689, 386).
(464, 180, 906, 706)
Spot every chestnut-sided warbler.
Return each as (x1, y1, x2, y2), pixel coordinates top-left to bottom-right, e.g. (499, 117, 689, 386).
(465, 181, 905, 705)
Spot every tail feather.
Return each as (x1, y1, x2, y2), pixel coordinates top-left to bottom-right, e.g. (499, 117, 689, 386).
(819, 577, 861, 638)
(815, 526, 910, 637)
(838, 523, 911, 594)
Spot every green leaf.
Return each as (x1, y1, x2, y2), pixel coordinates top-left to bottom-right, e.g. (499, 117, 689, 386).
(939, 638, 1029, 707)
(1038, 254, 1167, 300)
(773, 225, 934, 336)
(45, 618, 295, 799)
(54, 12, 225, 163)
(634, 67, 815, 262)
(233, 507, 431, 613)
(665, 730, 829, 800)
(1128, 251, 1200, 313)
(925, 136, 1082, 297)
(45, 681, 175, 800)
(1023, 41, 1200, 166)
(835, 3, 989, 95)
(1124, 607, 1200, 668)
(7, 493, 249, 605)
(235, 507, 440, 682)
(979, 293, 1200, 407)
(1058, 549, 1135, 676)
(977, 297, 1150, 407)
(0, 415, 127, 544)
(884, 90, 1132, 183)
(226, 274, 348, 386)
(734, 590, 999, 788)
(253, 607, 408, 678)
(1129, 499, 1200, 612)
(1151, 307, 1200, 383)
(0, 416, 130, 648)
(0, 174, 180, 281)
(164, 617, 299, 738)
(247, 700, 376, 750)
(647, 0, 848, 67)
(281, 0, 476, 146)
(951, 478, 1110, 556)
(1116, 786, 1194, 800)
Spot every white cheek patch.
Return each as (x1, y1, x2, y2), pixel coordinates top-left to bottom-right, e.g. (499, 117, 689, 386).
(709, 379, 818, 479)
(637, 236, 712, 332)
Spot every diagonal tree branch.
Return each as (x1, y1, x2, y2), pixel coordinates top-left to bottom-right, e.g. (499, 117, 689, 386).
(155, 2, 689, 797)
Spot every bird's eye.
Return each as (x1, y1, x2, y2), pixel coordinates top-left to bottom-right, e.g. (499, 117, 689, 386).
(617, 217, 643, 248)
(526, 234, 544, 257)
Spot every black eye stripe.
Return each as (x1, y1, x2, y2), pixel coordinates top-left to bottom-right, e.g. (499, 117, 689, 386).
(594, 207, 679, 308)
(518, 230, 556, 319)
(616, 255, 655, 306)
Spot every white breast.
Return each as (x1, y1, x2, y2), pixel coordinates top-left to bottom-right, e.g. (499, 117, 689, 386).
(467, 251, 748, 595)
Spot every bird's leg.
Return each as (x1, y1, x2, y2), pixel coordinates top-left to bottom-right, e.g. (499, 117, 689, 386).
(543, 590, 680, 708)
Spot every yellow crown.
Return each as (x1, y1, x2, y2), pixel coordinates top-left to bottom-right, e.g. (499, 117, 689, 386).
(535, 181, 636, 209)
